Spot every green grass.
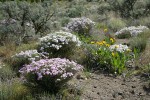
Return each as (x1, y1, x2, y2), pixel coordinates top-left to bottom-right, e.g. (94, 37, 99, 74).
(0, 79, 30, 100)
(0, 64, 15, 81)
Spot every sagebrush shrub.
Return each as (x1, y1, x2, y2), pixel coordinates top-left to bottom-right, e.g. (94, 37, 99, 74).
(107, 0, 150, 18)
(0, 18, 22, 45)
(108, 18, 126, 32)
(130, 37, 147, 53)
(0, 1, 54, 45)
(139, 16, 150, 28)
(38, 31, 81, 58)
(0, 2, 31, 44)
(29, 3, 54, 35)
(19, 58, 83, 92)
(66, 5, 83, 18)
(97, 2, 111, 15)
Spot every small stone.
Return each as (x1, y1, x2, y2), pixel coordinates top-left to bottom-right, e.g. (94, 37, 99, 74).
(79, 80, 83, 82)
(130, 90, 135, 94)
(118, 92, 123, 95)
(94, 86, 97, 88)
(121, 83, 125, 85)
(76, 74, 87, 80)
(112, 92, 118, 98)
(92, 77, 99, 80)
(97, 92, 100, 95)
(139, 92, 145, 96)
(132, 86, 136, 88)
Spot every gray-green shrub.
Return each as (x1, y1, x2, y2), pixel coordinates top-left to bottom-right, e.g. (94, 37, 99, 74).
(130, 37, 147, 52)
(0, 1, 54, 45)
(107, 0, 150, 18)
(108, 18, 126, 32)
(66, 5, 83, 18)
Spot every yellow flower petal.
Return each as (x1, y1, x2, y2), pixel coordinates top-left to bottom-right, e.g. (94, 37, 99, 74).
(96, 42, 103, 45)
(115, 45, 119, 48)
(110, 38, 114, 43)
(105, 44, 110, 47)
(104, 28, 108, 32)
(91, 41, 95, 44)
(112, 52, 115, 56)
(127, 49, 132, 52)
(102, 40, 106, 44)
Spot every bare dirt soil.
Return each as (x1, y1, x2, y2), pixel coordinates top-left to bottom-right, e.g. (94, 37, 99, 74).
(69, 72, 150, 100)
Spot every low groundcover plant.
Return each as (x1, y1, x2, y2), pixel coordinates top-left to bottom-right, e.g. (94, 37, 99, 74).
(13, 50, 47, 61)
(115, 26, 149, 38)
(11, 50, 47, 70)
(19, 58, 83, 92)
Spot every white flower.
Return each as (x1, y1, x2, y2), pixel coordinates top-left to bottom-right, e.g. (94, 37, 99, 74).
(39, 31, 81, 51)
(13, 50, 45, 61)
(115, 25, 149, 37)
(109, 44, 129, 53)
(65, 17, 95, 34)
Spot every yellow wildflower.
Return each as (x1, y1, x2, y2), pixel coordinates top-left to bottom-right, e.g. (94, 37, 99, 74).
(115, 45, 119, 48)
(127, 49, 132, 52)
(102, 40, 106, 44)
(96, 41, 99, 44)
(104, 28, 108, 32)
(112, 52, 115, 56)
(96, 42, 103, 45)
(105, 43, 110, 47)
(110, 38, 114, 43)
(91, 41, 95, 44)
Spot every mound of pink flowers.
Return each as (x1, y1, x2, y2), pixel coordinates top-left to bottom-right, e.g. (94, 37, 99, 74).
(19, 58, 83, 81)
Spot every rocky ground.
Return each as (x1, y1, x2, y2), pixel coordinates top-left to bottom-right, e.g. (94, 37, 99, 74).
(69, 72, 150, 100)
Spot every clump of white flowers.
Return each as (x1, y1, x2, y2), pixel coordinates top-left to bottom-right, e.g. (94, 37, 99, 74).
(38, 31, 81, 57)
(65, 17, 95, 35)
(109, 44, 130, 53)
(13, 50, 46, 61)
(115, 26, 149, 37)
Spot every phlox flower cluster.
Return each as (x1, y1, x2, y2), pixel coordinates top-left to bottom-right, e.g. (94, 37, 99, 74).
(39, 31, 81, 51)
(115, 26, 149, 37)
(109, 44, 130, 53)
(19, 58, 83, 81)
(13, 50, 47, 61)
(66, 17, 95, 33)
